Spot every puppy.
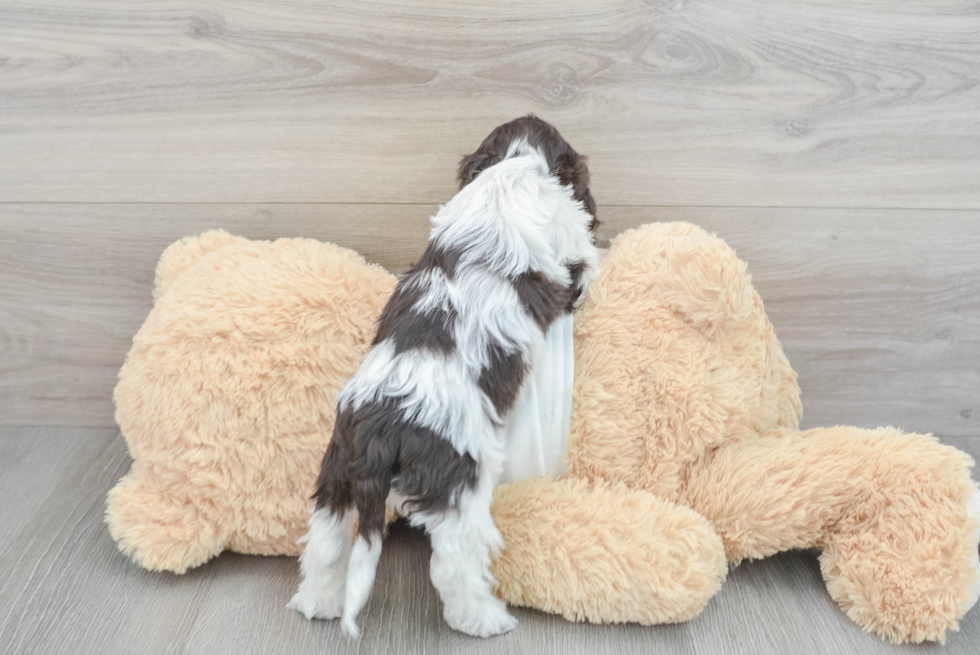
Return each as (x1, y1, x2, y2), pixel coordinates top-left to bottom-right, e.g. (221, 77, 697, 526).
(288, 115, 600, 638)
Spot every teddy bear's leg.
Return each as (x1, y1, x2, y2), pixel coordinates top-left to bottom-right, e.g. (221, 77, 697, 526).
(491, 476, 728, 625)
(820, 483, 980, 644)
(105, 464, 230, 574)
(682, 426, 979, 643)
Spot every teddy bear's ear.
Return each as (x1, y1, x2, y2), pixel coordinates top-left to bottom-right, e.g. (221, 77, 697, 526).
(153, 230, 248, 301)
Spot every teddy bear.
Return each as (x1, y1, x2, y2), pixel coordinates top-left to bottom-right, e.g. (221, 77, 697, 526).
(106, 221, 980, 644)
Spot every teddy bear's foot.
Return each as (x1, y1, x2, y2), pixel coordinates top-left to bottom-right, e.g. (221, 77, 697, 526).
(820, 479, 980, 644)
(682, 426, 978, 643)
(105, 466, 228, 574)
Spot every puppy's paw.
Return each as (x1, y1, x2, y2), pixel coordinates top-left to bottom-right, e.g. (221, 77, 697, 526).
(287, 586, 343, 621)
(444, 597, 518, 638)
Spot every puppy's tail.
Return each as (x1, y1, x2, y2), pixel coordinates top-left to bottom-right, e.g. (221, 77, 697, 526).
(340, 476, 389, 639)
(338, 424, 398, 640)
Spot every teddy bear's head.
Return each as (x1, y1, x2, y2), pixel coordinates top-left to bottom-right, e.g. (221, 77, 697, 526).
(566, 222, 803, 500)
(109, 232, 396, 571)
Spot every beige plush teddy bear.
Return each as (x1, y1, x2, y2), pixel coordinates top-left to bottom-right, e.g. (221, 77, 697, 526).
(107, 221, 980, 644)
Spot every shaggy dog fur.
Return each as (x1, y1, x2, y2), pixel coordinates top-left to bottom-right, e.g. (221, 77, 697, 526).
(287, 116, 600, 638)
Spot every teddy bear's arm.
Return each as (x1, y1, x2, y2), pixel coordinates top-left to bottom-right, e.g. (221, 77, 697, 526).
(490, 476, 727, 625)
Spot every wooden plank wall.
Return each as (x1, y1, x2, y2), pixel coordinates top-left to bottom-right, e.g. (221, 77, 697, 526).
(1, 0, 978, 438)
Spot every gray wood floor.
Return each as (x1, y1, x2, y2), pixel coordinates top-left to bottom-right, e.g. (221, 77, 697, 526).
(3, 0, 980, 653)
(0, 426, 977, 655)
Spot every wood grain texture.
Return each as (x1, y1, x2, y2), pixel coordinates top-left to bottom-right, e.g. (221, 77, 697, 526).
(2, 204, 977, 438)
(0, 427, 977, 655)
(1, 0, 979, 207)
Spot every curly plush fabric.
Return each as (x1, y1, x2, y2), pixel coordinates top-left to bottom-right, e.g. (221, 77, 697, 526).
(490, 476, 726, 624)
(565, 222, 803, 500)
(564, 223, 979, 642)
(109, 232, 397, 572)
(107, 223, 979, 643)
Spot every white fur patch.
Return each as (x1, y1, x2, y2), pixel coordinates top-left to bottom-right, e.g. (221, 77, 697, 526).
(431, 153, 599, 287)
(287, 508, 355, 620)
(341, 535, 384, 639)
(409, 467, 517, 637)
(499, 313, 574, 484)
(336, 342, 501, 463)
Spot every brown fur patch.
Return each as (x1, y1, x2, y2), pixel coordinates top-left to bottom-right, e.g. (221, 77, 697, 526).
(511, 270, 568, 332)
(314, 398, 479, 540)
(478, 343, 527, 416)
(565, 260, 587, 311)
(372, 243, 464, 355)
(411, 242, 466, 280)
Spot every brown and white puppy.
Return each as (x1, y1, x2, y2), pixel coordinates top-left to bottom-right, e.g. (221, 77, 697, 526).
(289, 115, 600, 638)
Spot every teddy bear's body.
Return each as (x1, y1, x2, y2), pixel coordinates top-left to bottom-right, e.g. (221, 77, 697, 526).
(108, 223, 980, 644)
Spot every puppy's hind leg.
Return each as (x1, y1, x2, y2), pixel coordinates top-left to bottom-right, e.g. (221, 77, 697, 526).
(417, 470, 518, 637)
(288, 506, 355, 620)
(289, 444, 355, 621)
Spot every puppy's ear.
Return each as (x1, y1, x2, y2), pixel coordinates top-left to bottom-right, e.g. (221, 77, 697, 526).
(577, 186, 598, 229)
(457, 152, 498, 189)
(559, 153, 599, 230)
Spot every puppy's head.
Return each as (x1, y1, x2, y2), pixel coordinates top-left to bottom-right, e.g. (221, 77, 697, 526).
(457, 115, 598, 231)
